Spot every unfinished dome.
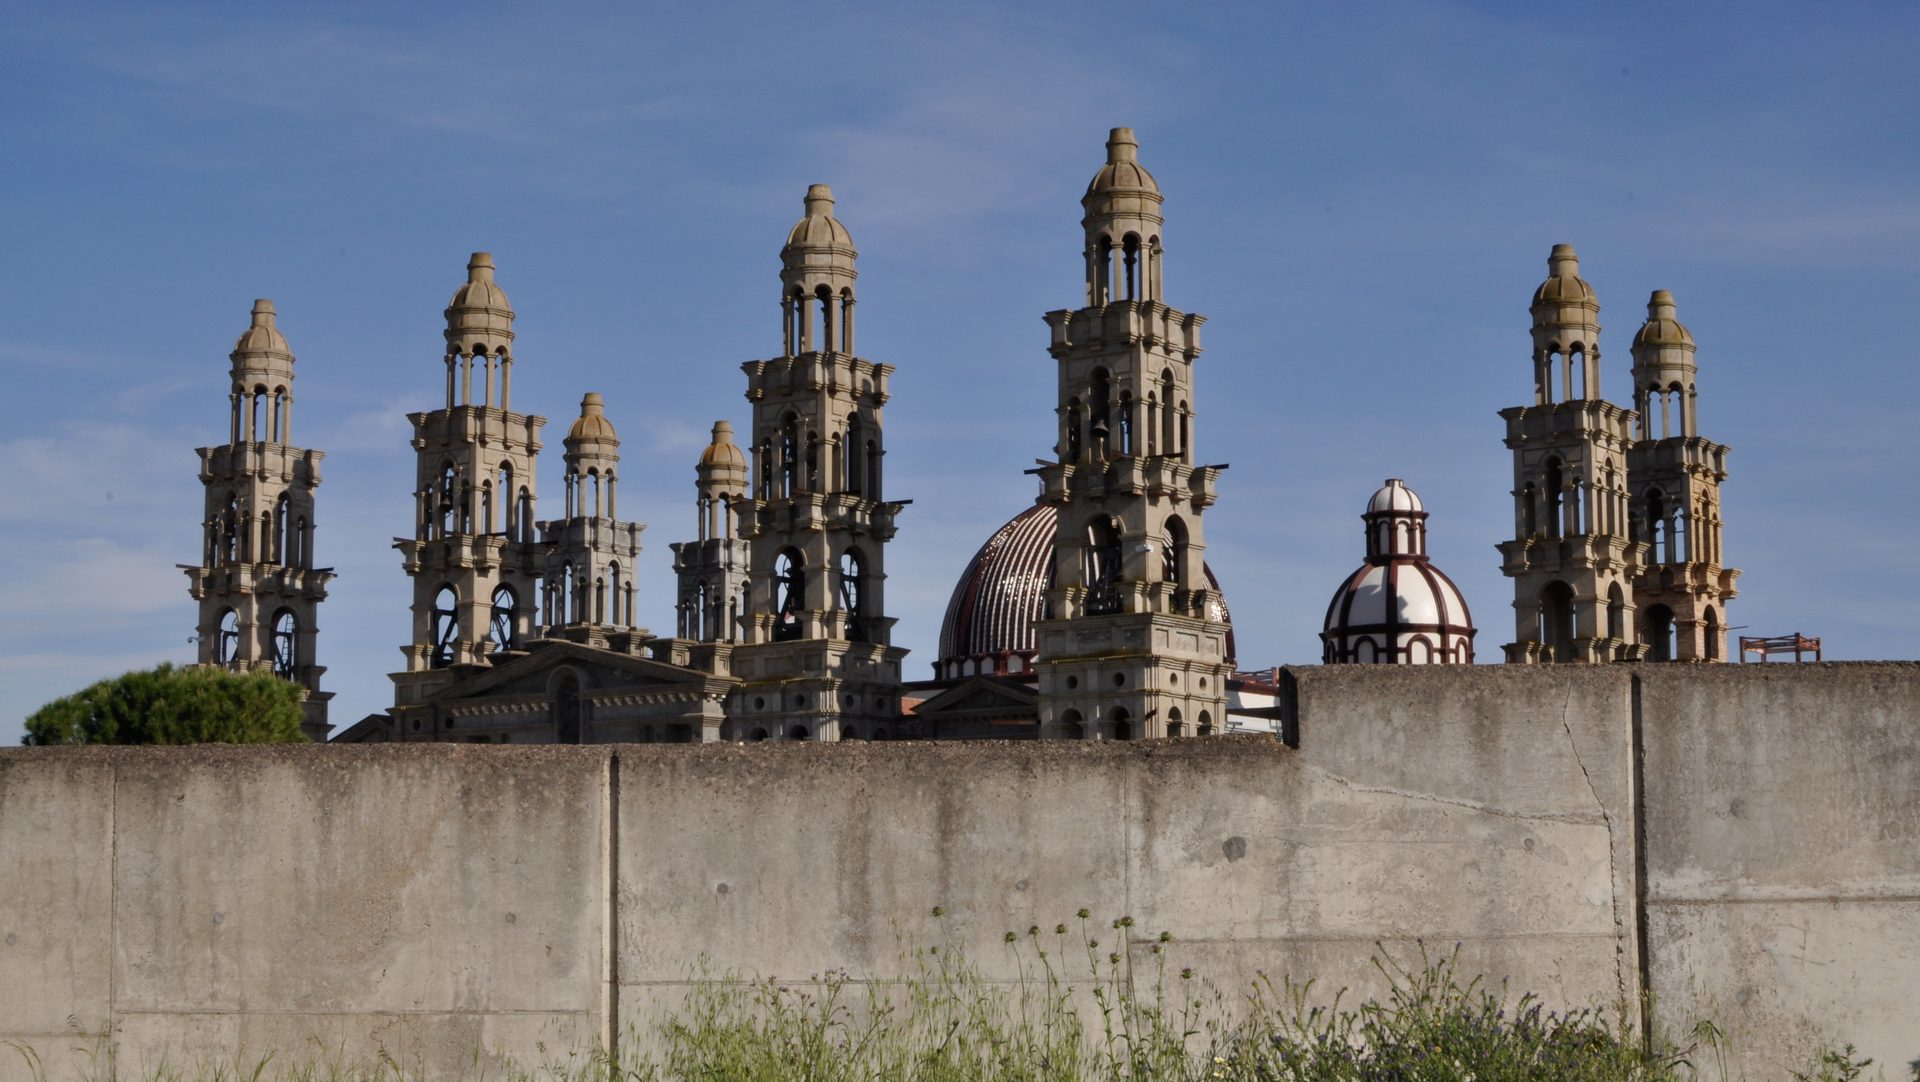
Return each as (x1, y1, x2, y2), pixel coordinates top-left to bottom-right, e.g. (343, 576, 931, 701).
(1322, 479, 1475, 665)
(936, 501, 1235, 679)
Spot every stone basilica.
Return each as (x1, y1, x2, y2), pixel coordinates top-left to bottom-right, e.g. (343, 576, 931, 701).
(180, 129, 1740, 743)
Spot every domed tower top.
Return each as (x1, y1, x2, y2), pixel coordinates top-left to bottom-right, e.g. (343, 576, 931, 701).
(1631, 290, 1701, 438)
(230, 298, 295, 392)
(444, 252, 516, 358)
(1529, 244, 1603, 402)
(1530, 244, 1600, 346)
(563, 392, 619, 475)
(1082, 128, 1166, 305)
(1631, 289, 1697, 380)
(779, 186, 859, 355)
(1364, 478, 1428, 560)
(781, 184, 857, 298)
(696, 419, 749, 490)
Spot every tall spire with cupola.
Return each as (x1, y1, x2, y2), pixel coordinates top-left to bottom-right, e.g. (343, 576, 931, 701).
(182, 299, 335, 739)
(1497, 244, 1645, 663)
(1626, 290, 1738, 660)
(728, 185, 908, 741)
(1032, 128, 1231, 740)
(536, 393, 646, 650)
(391, 253, 547, 706)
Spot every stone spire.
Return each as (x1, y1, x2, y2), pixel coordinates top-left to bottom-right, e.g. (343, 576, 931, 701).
(671, 421, 752, 648)
(538, 393, 644, 647)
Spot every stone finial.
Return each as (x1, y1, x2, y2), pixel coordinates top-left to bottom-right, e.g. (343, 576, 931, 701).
(712, 420, 734, 442)
(804, 184, 835, 217)
(1548, 243, 1579, 277)
(1648, 289, 1677, 320)
(468, 252, 495, 283)
(251, 299, 276, 327)
(1106, 127, 1139, 164)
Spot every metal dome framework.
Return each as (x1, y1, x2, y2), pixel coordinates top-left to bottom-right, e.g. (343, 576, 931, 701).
(936, 502, 1235, 680)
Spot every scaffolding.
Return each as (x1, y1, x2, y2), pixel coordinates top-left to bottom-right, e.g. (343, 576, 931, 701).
(1738, 633, 1822, 663)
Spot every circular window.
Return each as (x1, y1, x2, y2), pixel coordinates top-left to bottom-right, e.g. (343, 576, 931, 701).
(753, 696, 765, 710)
(794, 695, 808, 709)
(1169, 672, 1180, 686)
(412, 720, 422, 732)
(1066, 675, 1079, 690)
(1112, 672, 1126, 687)
(1198, 677, 1208, 690)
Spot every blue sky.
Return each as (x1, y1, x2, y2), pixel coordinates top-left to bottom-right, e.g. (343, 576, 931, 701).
(3, 2, 1916, 741)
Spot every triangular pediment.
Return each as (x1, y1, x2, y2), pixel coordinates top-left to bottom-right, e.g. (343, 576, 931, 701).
(428, 640, 730, 703)
(913, 675, 1040, 718)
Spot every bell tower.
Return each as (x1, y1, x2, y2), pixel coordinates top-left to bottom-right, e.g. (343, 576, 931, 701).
(1626, 290, 1739, 660)
(730, 185, 908, 741)
(392, 253, 546, 705)
(183, 299, 335, 739)
(1033, 128, 1231, 740)
(1497, 245, 1645, 663)
(536, 393, 645, 649)
(670, 421, 752, 654)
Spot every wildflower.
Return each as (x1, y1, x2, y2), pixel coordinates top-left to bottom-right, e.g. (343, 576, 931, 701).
(1028, 924, 1040, 937)
(1183, 968, 1196, 981)
(1118, 915, 1135, 928)
(1109, 952, 1120, 965)
(1055, 923, 1068, 935)
(1076, 907, 1090, 919)
(1003, 931, 1017, 943)
(1158, 930, 1172, 943)
(931, 906, 945, 917)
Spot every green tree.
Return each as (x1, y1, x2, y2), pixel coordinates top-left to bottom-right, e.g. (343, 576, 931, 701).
(23, 663, 306, 745)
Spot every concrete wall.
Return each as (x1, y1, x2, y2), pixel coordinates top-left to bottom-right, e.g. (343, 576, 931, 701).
(2, 663, 1914, 1079)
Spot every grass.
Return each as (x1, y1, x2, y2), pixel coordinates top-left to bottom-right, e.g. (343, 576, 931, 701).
(7, 912, 1901, 1081)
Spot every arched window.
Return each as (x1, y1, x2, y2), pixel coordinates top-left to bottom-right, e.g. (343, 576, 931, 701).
(431, 586, 459, 668)
(1544, 459, 1565, 540)
(1645, 488, 1668, 563)
(491, 586, 517, 652)
(1089, 369, 1111, 455)
(215, 608, 239, 665)
(1704, 606, 1720, 661)
(1647, 604, 1677, 662)
(695, 580, 711, 640)
(1164, 517, 1190, 613)
(845, 415, 864, 493)
(1167, 707, 1184, 738)
(274, 494, 291, 565)
(1110, 707, 1133, 741)
(1540, 581, 1575, 662)
(1196, 710, 1213, 737)
(498, 464, 515, 536)
(270, 610, 296, 678)
(480, 481, 493, 536)
(1607, 583, 1626, 643)
(294, 516, 308, 569)
(1065, 399, 1083, 461)
(788, 724, 810, 741)
(1160, 370, 1176, 451)
(839, 548, 865, 642)
(1060, 709, 1086, 741)
(438, 464, 457, 538)
(773, 548, 806, 642)
(780, 414, 799, 499)
(1118, 391, 1134, 455)
(221, 494, 240, 563)
(1121, 233, 1141, 300)
(517, 487, 534, 543)
(1084, 517, 1123, 615)
(609, 563, 623, 628)
(805, 431, 820, 492)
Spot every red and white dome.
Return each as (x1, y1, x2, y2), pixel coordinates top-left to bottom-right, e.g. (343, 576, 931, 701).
(1322, 480, 1475, 665)
(937, 502, 1235, 679)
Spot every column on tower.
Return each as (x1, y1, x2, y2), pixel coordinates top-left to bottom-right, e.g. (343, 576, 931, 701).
(1496, 245, 1645, 663)
(1032, 128, 1232, 740)
(1626, 290, 1740, 660)
(536, 393, 647, 652)
(391, 253, 547, 709)
(728, 185, 908, 742)
(180, 299, 335, 739)
(668, 421, 752, 674)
